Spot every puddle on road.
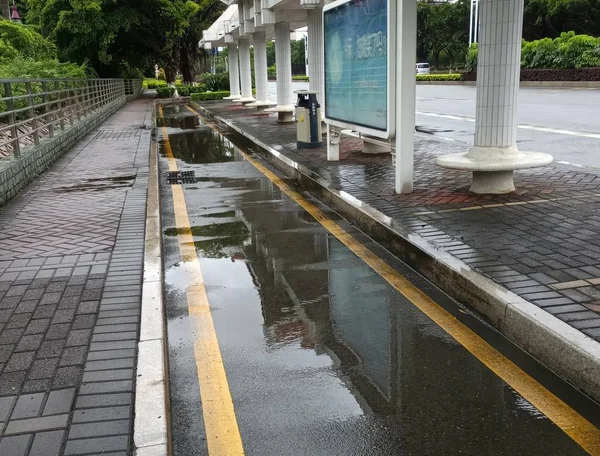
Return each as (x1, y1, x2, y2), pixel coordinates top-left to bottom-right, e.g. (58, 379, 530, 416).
(161, 102, 598, 456)
(53, 174, 135, 193)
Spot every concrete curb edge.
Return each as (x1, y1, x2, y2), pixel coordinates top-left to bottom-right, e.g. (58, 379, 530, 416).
(416, 80, 600, 88)
(196, 103, 600, 404)
(133, 107, 171, 456)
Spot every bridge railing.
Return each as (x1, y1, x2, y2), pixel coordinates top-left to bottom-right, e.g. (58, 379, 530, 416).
(0, 78, 141, 160)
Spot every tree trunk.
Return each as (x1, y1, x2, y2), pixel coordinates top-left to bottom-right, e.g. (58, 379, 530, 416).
(179, 47, 195, 84)
(164, 66, 177, 84)
(1, 0, 10, 20)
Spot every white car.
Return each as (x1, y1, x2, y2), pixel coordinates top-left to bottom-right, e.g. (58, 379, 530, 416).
(416, 63, 430, 74)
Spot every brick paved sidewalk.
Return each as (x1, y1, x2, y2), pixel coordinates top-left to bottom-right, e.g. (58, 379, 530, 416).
(0, 99, 152, 455)
(201, 101, 600, 342)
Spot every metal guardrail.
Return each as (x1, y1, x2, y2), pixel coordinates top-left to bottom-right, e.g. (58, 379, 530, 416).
(0, 78, 142, 160)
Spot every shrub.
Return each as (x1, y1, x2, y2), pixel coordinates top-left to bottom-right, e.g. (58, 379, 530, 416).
(267, 65, 276, 78)
(416, 74, 462, 81)
(465, 43, 478, 72)
(188, 85, 206, 94)
(156, 86, 175, 98)
(190, 91, 231, 101)
(199, 73, 230, 91)
(292, 75, 309, 81)
(466, 32, 600, 71)
(176, 86, 190, 96)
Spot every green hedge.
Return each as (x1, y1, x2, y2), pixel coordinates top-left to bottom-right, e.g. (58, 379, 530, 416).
(190, 91, 231, 101)
(466, 32, 600, 71)
(156, 87, 175, 98)
(292, 75, 309, 81)
(416, 74, 462, 81)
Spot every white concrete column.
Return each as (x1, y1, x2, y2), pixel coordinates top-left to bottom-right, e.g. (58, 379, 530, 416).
(436, 0, 552, 194)
(225, 44, 241, 100)
(266, 22, 294, 122)
(247, 30, 272, 110)
(237, 37, 255, 103)
(307, 6, 325, 117)
(395, 0, 417, 194)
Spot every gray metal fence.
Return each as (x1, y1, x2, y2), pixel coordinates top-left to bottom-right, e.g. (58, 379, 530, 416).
(0, 78, 142, 159)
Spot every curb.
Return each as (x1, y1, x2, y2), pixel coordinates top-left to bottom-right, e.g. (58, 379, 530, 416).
(416, 80, 600, 88)
(133, 120, 171, 455)
(194, 102, 600, 404)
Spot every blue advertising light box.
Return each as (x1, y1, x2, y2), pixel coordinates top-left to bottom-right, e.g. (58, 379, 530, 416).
(323, 0, 396, 138)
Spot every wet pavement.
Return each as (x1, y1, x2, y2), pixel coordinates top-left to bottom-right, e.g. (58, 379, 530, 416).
(158, 104, 600, 456)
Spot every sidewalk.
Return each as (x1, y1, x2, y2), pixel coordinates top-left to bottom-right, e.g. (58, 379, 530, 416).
(199, 101, 600, 343)
(0, 99, 152, 455)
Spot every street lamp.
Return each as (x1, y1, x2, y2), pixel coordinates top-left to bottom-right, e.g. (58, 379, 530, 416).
(468, 0, 479, 45)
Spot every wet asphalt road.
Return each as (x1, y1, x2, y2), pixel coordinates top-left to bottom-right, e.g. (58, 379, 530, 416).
(157, 105, 600, 456)
(271, 82, 600, 168)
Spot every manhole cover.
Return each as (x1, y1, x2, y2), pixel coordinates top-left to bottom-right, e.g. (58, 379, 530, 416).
(166, 170, 196, 185)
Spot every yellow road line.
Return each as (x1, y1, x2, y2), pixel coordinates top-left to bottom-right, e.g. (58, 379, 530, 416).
(186, 104, 600, 455)
(158, 105, 245, 456)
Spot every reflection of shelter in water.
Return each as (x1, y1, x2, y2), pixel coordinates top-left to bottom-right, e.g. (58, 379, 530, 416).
(234, 188, 561, 453)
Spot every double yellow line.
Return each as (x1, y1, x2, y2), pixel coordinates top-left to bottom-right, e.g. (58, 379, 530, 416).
(162, 104, 600, 456)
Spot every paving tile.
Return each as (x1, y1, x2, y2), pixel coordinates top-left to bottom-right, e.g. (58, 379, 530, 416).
(5, 414, 69, 435)
(72, 314, 97, 330)
(45, 323, 71, 340)
(60, 346, 88, 367)
(86, 349, 136, 361)
(4, 351, 36, 373)
(72, 405, 131, 423)
(0, 371, 26, 395)
(66, 328, 94, 347)
(24, 318, 51, 335)
(11, 393, 45, 419)
(82, 369, 134, 383)
(14, 334, 44, 352)
(0, 328, 24, 344)
(53, 366, 83, 389)
(38, 339, 66, 358)
(64, 435, 129, 455)
(550, 280, 590, 290)
(0, 395, 16, 421)
(69, 419, 130, 439)
(29, 358, 60, 380)
(32, 304, 57, 320)
(0, 434, 32, 456)
(29, 430, 65, 456)
(6, 313, 33, 329)
(75, 392, 132, 409)
(79, 380, 133, 395)
(43, 388, 76, 416)
(84, 358, 135, 371)
(22, 379, 51, 394)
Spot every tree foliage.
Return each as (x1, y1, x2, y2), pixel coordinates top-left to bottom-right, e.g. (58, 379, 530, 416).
(523, 0, 600, 40)
(417, 0, 470, 70)
(25, 0, 200, 78)
(0, 20, 88, 78)
(467, 32, 600, 71)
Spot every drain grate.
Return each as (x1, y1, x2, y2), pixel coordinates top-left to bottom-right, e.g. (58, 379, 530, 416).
(166, 170, 196, 185)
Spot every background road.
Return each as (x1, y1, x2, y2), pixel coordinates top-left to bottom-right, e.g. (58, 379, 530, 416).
(269, 82, 600, 168)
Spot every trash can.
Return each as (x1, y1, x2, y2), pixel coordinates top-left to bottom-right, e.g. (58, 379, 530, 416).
(294, 90, 322, 149)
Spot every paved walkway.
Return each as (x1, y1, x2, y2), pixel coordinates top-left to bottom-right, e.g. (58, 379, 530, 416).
(0, 99, 152, 455)
(200, 101, 600, 342)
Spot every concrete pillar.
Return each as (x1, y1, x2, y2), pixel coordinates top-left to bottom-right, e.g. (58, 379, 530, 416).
(237, 37, 255, 103)
(436, 0, 552, 193)
(224, 44, 241, 100)
(307, 7, 325, 117)
(247, 30, 272, 110)
(395, 0, 417, 194)
(266, 22, 294, 122)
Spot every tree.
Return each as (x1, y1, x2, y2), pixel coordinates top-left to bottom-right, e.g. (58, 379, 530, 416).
(178, 0, 225, 83)
(523, 0, 600, 40)
(25, 0, 199, 78)
(291, 38, 306, 75)
(417, 0, 470, 70)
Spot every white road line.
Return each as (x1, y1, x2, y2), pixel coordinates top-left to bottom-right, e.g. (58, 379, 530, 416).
(416, 111, 600, 139)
